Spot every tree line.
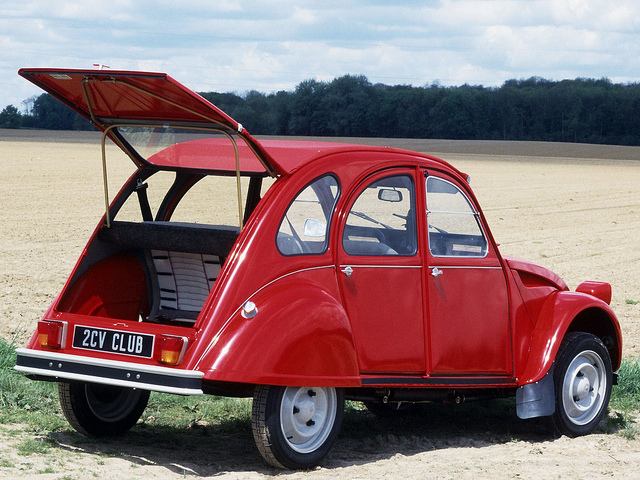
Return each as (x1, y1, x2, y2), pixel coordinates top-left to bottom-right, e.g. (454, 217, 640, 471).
(2, 75, 640, 145)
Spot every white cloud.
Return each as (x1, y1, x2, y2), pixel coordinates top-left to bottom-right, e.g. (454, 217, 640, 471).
(2, 0, 640, 111)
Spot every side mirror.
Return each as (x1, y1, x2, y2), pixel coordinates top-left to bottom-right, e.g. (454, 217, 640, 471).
(378, 189, 403, 202)
(303, 218, 327, 237)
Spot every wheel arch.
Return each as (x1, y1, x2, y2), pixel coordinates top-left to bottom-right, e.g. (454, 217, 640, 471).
(198, 274, 361, 387)
(518, 291, 622, 386)
(565, 306, 621, 370)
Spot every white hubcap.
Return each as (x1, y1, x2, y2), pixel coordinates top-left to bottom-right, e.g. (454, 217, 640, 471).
(561, 350, 607, 426)
(280, 387, 337, 454)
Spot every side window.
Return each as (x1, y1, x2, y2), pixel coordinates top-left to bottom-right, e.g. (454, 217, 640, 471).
(426, 176, 487, 257)
(277, 175, 340, 256)
(113, 170, 175, 222)
(343, 175, 417, 256)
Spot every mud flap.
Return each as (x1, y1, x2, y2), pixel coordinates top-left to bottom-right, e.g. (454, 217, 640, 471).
(516, 367, 555, 419)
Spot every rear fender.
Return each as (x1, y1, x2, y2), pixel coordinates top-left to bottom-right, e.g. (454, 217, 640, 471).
(196, 278, 360, 387)
(518, 291, 621, 385)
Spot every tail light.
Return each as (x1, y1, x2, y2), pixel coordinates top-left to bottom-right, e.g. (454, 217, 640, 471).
(156, 335, 188, 366)
(37, 320, 67, 349)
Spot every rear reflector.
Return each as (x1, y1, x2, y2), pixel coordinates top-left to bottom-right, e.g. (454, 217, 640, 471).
(156, 335, 188, 366)
(37, 320, 68, 349)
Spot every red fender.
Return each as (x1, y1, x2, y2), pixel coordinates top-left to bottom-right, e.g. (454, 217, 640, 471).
(196, 275, 360, 387)
(518, 290, 622, 385)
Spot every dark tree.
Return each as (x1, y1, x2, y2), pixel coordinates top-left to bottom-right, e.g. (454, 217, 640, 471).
(0, 105, 21, 128)
(6, 76, 640, 146)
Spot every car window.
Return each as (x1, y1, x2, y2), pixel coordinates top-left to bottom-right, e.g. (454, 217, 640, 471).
(113, 170, 175, 222)
(112, 172, 249, 228)
(343, 175, 417, 256)
(277, 175, 340, 256)
(170, 175, 250, 226)
(426, 176, 487, 257)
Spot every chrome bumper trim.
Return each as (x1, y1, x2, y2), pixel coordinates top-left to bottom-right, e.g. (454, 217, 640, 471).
(14, 348, 203, 396)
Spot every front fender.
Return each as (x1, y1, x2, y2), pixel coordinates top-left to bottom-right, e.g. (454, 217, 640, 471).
(518, 291, 621, 385)
(197, 275, 360, 387)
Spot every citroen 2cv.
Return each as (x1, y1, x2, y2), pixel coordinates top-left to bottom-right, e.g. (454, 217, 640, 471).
(15, 68, 621, 469)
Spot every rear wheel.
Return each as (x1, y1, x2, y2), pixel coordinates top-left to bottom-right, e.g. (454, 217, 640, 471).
(59, 382, 150, 437)
(551, 332, 612, 436)
(252, 385, 344, 469)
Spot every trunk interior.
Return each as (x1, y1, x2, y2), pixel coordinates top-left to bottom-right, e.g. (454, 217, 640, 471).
(57, 221, 241, 328)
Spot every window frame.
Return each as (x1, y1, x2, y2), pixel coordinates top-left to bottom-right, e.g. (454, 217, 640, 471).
(425, 176, 488, 259)
(276, 173, 341, 257)
(342, 173, 418, 257)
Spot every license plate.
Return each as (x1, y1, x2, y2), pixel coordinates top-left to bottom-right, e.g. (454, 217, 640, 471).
(73, 326, 154, 358)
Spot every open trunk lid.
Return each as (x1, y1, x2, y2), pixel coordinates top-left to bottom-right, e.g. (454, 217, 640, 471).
(19, 68, 281, 175)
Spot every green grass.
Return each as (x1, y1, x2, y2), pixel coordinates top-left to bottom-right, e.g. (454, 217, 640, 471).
(611, 357, 640, 415)
(16, 437, 58, 456)
(0, 335, 255, 436)
(1, 335, 639, 457)
(0, 337, 63, 428)
(142, 393, 253, 436)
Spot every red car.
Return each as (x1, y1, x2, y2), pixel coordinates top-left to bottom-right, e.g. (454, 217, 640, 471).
(15, 68, 621, 469)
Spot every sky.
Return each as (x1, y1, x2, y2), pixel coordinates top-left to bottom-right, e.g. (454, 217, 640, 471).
(2, 0, 640, 112)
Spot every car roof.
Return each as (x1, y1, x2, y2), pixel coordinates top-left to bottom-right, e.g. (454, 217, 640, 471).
(145, 136, 464, 178)
(143, 137, 358, 175)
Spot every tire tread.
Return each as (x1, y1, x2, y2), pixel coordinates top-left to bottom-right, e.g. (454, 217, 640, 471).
(251, 385, 286, 469)
(58, 382, 149, 437)
(551, 332, 612, 437)
(59, 382, 91, 436)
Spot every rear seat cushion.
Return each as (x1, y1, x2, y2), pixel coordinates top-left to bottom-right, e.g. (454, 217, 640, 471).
(150, 250, 221, 323)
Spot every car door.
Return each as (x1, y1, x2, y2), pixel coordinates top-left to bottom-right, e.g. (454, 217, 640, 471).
(425, 173, 512, 376)
(337, 170, 426, 374)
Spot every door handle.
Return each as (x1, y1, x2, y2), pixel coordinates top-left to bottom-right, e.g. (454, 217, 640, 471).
(431, 267, 443, 277)
(341, 265, 354, 277)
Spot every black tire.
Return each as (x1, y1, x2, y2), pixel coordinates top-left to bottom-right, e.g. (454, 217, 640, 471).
(551, 332, 613, 437)
(58, 382, 150, 437)
(251, 385, 344, 469)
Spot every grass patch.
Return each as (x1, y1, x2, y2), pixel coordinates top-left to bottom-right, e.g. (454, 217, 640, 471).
(2, 336, 640, 455)
(142, 393, 253, 437)
(611, 357, 640, 411)
(16, 436, 58, 456)
(0, 336, 62, 428)
(625, 299, 640, 305)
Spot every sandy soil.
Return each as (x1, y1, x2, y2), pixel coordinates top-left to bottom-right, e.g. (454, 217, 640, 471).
(1, 129, 639, 479)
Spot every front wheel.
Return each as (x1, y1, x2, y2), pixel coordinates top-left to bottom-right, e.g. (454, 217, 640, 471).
(551, 332, 613, 436)
(59, 382, 150, 437)
(252, 385, 344, 469)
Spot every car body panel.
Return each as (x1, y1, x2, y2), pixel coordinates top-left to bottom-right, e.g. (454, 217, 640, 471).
(194, 268, 361, 387)
(427, 264, 511, 374)
(518, 291, 621, 384)
(18, 69, 233, 125)
(336, 167, 426, 374)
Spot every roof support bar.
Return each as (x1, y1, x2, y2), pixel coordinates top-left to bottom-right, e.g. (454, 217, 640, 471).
(99, 124, 245, 230)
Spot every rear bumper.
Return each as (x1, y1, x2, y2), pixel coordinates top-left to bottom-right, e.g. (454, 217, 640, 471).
(14, 348, 203, 395)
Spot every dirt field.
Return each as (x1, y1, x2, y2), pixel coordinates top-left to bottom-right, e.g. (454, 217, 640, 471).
(1, 129, 639, 479)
